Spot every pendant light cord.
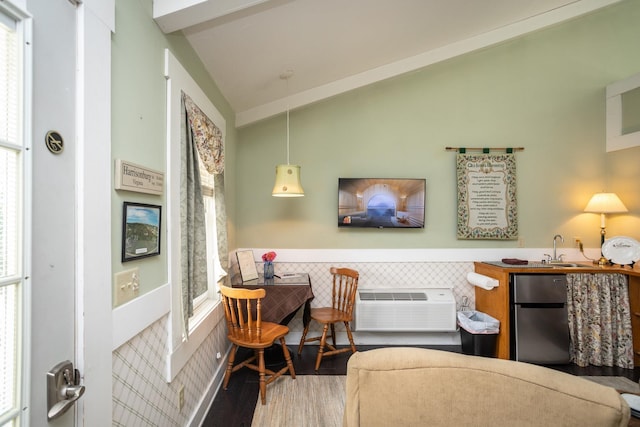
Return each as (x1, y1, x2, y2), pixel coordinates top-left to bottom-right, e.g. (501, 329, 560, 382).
(286, 105, 290, 165)
(281, 70, 293, 165)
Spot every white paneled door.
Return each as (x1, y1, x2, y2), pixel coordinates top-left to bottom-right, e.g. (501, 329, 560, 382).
(2, 0, 113, 425)
(29, 0, 79, 426)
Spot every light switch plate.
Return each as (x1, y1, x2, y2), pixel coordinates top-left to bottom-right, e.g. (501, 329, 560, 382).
(114, 268, 140, 306)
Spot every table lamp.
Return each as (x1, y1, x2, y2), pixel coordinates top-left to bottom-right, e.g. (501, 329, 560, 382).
(584, 192, 628, 265)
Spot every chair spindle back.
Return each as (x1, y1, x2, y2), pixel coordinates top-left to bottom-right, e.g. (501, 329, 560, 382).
(220, 286, 266, 338)
(330, 267, 359, 318)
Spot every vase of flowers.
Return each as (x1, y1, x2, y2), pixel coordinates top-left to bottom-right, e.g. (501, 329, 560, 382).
(262, 251, 276, 280)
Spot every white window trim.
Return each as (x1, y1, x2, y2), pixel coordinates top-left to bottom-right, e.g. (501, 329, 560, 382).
(164, 49, 225, 382)
(606, 71, 640, 152)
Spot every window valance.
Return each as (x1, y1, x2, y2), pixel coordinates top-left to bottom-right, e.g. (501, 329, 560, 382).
(182, 92, 224, 174)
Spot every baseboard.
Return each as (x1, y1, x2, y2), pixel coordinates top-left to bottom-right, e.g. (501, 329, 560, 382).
(288, 331, 461, 346)
(188, 348, 229, 427)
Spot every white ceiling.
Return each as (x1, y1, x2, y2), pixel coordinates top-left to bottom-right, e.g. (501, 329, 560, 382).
(153, 0, 621, 127)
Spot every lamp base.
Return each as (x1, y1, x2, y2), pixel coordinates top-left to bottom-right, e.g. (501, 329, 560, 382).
(593, 256, 610, 266)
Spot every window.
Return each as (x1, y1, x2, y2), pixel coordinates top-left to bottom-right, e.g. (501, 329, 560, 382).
(190, 161, 223, 321)
(164, 49, 227, 381)
(0, 4, 28, 426)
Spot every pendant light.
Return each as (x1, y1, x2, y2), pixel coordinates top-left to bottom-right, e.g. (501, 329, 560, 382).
(272, 70, 304, 197)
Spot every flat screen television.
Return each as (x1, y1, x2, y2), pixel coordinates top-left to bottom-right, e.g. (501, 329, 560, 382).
(338, 178, 426, 228)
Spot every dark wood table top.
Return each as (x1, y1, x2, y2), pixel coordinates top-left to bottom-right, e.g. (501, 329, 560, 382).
(234, 273, 314, 325)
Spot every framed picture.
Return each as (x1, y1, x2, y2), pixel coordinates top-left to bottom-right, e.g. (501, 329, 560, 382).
(456, 153, 518, 240)
(236, 250, 259, 282)
(122, 202, 162, 262)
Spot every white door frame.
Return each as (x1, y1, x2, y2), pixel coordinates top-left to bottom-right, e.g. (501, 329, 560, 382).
(74, 1, 115, 425)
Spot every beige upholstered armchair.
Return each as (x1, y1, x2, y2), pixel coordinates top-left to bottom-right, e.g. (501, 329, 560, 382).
(344, 347, 630, 427)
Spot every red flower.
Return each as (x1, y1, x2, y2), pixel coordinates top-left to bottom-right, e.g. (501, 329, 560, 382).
(262, 251, 277, 262)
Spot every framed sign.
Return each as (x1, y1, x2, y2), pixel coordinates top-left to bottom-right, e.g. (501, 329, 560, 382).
(456, 153, 518, 240)
(236, 250, 259, 282)
(122, 202, 162, 262)
(115, 159, 164, 196)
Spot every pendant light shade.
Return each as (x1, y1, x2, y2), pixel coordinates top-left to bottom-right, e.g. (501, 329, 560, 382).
(272, 70, 304, 197)
(272, 164, 304, 197)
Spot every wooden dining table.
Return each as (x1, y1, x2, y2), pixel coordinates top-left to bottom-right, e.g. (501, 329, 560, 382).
(233, 273, 315, 326)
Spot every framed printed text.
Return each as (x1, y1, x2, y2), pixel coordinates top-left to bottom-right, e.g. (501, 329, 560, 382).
(456, 153, 518, 240)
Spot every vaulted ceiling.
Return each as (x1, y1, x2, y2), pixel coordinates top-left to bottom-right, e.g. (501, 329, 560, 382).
(153, 0, 621, 127)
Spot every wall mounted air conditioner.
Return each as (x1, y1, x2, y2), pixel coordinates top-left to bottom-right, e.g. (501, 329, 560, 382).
(354, 288, 456, 332)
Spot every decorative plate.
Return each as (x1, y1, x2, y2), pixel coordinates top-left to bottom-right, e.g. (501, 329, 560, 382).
(602, 236, 640, 265)
(621, 393, 640, 413)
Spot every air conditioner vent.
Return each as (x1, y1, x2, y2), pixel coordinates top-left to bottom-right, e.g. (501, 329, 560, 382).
(359, 292, 427, 301)
(354, 288, 456, 332)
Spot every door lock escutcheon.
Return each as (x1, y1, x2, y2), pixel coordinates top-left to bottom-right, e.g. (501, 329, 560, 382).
(46, 360, 85, 420)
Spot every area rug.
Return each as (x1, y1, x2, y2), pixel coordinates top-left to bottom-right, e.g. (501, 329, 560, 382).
(581, 376, 640, 394)
(251, 375, 346, 427)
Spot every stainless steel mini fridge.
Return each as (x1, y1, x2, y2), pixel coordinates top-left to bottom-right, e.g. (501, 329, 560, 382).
(511, 274, 571, 364)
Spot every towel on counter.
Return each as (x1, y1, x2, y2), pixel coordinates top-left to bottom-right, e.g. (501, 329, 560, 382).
(501, 258, 528, 265)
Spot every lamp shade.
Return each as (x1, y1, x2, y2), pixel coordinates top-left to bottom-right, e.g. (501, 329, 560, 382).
(272, 164, 304, 197)
(584, 192, 628, 213)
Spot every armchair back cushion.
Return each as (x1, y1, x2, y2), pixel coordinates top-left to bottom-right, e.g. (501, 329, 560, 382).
(344, 347, 630, 427)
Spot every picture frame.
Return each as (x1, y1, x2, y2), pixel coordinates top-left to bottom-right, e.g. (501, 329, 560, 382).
(122, 202, 162, 262)
(456, 153, 518, 240)
(236, 250, 259, 282)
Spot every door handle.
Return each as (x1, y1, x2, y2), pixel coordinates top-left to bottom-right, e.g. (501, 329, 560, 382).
(47, 360, 85, 421)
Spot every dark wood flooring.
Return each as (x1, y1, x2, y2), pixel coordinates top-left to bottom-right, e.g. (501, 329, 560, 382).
(201, 345, 640, 427)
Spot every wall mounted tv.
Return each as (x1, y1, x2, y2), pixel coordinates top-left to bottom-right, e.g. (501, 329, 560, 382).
(338, 178, 426, 229)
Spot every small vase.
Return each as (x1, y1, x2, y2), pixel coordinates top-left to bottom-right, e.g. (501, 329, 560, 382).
(264, 261, 275, 280)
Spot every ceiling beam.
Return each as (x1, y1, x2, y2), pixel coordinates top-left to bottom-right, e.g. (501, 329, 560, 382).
(153, 0, 287, 33)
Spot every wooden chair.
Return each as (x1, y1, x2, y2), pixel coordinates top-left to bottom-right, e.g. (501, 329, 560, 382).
(220, 286, 296, 405)
(297, 267, 359, 371)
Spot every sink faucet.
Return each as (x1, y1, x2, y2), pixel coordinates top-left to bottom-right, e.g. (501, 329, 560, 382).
(552, 234, 564, 262)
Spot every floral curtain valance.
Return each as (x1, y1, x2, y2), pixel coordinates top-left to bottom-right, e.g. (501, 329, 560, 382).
(182, 92, 224, 174)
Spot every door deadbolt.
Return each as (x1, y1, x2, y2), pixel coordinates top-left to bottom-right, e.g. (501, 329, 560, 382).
(46, 360, 85, 421)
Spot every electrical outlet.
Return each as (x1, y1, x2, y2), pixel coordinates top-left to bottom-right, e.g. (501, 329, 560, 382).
(574, 237, 582, 247)
(114, 268, 140, 305)
(178, 385, 185, 410)
(517, 237, 525, 248)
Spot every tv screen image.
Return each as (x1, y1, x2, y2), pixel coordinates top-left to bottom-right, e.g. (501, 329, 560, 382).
(338, 178, 426, 228)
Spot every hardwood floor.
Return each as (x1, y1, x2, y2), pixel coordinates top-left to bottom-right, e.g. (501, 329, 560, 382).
(201, 345, 640, 426)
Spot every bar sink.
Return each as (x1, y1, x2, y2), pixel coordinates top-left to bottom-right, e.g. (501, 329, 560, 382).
(530, 262, 591, 268)
(481, 261, 592, 269)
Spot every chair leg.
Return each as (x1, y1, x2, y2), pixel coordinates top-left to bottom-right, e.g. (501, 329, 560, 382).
(330, 323, 337, 347)
(298, 323, 310, 355)
(315, 324, 330, 371)
(345, 321, 357, 353)
(280, 337, 296, 379)
(257, 349, 266, 405)
(223, 344, 238, 390)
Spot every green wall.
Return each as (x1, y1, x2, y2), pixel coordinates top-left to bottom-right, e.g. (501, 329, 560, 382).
(622, 86, 640, 134)
(237, 0, 640, 250)
(111, 0, 237, 303)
